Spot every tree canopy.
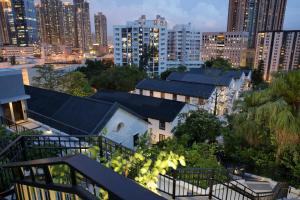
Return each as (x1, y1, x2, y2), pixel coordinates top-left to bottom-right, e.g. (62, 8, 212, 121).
(175, 110, 223, 146)
(225, 70, 300, 187)
(160, 65, 187, 80)
(204, 57, 232, 70)
(91, 65, 147, 91)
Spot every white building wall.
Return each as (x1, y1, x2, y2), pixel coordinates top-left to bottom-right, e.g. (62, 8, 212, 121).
(101, 108, 148, 149)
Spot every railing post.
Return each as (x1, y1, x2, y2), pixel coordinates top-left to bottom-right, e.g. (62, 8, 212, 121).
(208, 169, 215, 200)
(98, 136, 104, 161)
(70, 167, 77, 186)
(172, 169, 177, 199)
(20, 137, 27, 161)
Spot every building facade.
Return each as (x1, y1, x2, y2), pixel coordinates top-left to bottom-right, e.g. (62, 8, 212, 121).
(62, 2, 76, 47)
(201, 32, 249, 68)
(74, 0, 92, 51)
(38, 0, 63, 45)
(227, 0, 287, 48)
(0, 0, 38, 46)
(254, 30, 300, 81)
(94, 12, 107, 47)
(167, 23, 202, 69)
(113, 15, 168, 76)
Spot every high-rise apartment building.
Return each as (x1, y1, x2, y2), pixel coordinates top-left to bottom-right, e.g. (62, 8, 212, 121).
(39, 0, 63, 45)
(11, 0, 38, 46)
(227, 0, 287, 48)
(113, 15, 168, 76)
(74, 0, 92, 51)
(167, 24, 202, 69)
(254, 30, 300, 81)
(0, 0, 37, 46)
(94, 12, 107, 46)
(201, 32, 249, 68)
(63, 2, 76, 47)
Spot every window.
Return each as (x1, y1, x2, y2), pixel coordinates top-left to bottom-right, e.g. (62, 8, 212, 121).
(150, 91, 153, 97)
(173, 94, 177, 101)
(185, 96, 190, 103)
(133, 134, 139, 147)
(159, 121, 166, 130)
(159, 134, 166, 142)
(115, 122, 125, 132)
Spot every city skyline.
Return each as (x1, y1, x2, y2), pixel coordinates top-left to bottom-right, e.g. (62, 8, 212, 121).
(87, 0, 300, 35)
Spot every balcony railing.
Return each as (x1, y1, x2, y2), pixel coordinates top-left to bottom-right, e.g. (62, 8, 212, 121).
(2, 154, 164, 200)
(0, 135, 289, 200)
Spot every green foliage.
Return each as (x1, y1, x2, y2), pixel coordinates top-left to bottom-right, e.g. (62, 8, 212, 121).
(78, 59, 109, 80)
(59, 71, 94, 97)
(91, 65, 147, 91)
(154, 139, 222, 170)
(160, 65, 187, 80)
(32, 65, 62, 90)
(225, 70, 300, 187)
(175, 110, 223, 146)
(204, 57, 232, 70)
(106, 150, 185, 193)
(252, 60, 267, 89)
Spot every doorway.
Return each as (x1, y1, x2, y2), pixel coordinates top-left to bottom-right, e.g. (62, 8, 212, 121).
(12, 101, 25, 122)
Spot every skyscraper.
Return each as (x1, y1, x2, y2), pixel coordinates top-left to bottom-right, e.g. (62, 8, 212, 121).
(94, 12, 107, 47)
(167, 24, 202, 69)
(227, 0, 287, 48)
(113, 15, 168, 76)
(254, 30, 300, 81)
(11, 0, 38, 46)
(74, 0, 92, 51)
(63, 2, 76, 47)
(39, 0, 63, 45)
(0, 0, 37, 46)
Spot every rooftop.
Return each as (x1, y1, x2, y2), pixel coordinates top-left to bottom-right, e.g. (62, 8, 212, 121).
(91, 90, 186, 122)
(136, 79, 215, 99)
(167, 68, 246, 86)
(25, 86, 136, 135)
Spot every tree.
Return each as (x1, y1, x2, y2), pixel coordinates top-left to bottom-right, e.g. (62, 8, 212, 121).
(91, 65, 147, 91)
(175, 110, 223, 146)
(252, 60, 265, 88)
(32, 65, 62, 90)
(78, 59, 109, 80)
(160, 65, 187, 80)
(224, 70, 300, 187)
(59, 71, 94, 97)
(204, 57, 232, 70)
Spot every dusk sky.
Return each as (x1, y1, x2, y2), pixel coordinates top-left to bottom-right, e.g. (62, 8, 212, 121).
(87, 0, 300, 36)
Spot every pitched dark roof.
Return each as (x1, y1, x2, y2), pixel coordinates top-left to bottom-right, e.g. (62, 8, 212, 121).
(136, 79, 215, 99)
(24, 86, 122, 135)
(91, 90, 186, 122)
(167, 72, 233, 86)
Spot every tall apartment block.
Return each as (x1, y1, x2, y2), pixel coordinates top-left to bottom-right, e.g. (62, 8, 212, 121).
(94, 12, 107, 46)
(74, 0, 92, 51)
(62, 2, 76, 47)
(167, 24, 202, 69)
(0, 0, 38, 46)
(113, 15, 168, 76)
(201, 32, 249, 68)
(254, 31, 300, 81)
(227, 0, 287, 48)
(38, 0, 63, 45)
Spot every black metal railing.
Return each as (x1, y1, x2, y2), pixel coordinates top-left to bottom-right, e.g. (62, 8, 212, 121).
(0, 135, 134, 196)
(2, 154, 165, 200)
(0, 135, 289, 200)
(0, 116, 29, 133)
